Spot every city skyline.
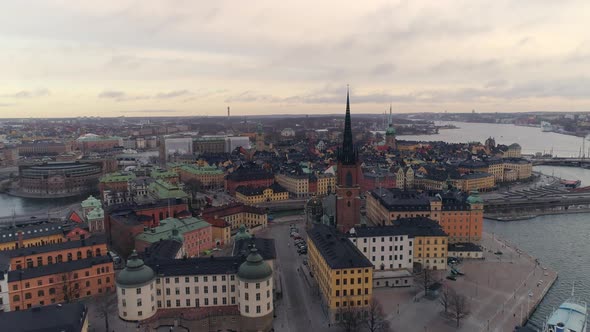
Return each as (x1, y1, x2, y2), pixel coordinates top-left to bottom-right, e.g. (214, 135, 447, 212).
(2, 0, 590, 118)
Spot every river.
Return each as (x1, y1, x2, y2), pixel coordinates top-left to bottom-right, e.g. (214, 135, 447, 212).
(400, 121, 588, 157)
(0, 194, 83, 219)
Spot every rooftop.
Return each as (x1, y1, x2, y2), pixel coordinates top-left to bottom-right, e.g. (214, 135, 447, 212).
(0, 302, 88, 332)
(0, 234, 106, 258)
(147, 256, 242, 276)
(308, 224, 373, 270)
(179, 164, 224, 175)
(0, 223, 64, 244)
(370, 188, 431, 211)
(391, 217, 448, 238)
(8, 255, 111, 281)
(235, 183, 287, 196)
(99, 171, 136, 183)
(136, 217, 211, 244)
(232, 237, 276, 260)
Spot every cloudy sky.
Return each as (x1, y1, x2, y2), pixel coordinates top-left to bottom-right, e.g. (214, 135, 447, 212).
(2, 0, 590, 118)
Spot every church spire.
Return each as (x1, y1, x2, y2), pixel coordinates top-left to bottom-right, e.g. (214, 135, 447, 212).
(339, 86, 356, 165)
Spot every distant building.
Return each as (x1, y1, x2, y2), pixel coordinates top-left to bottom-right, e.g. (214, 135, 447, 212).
(75, 134, 122, 153)
(177, 164, 225, 189)
(504, 143, 522, 158)
(135, 217, 213, 256)
(226, 168, 275, 195)
(235, 184, 289, 204)
(201, 203, 267, 232)
(193, 136, 226, 154)
(392, 217, 448, 270)
(18, 161, 103, 198)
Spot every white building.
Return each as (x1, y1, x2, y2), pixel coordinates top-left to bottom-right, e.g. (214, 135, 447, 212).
(116, 246, 274, 331)
(348, 226, 414, 288)
(225, 136, 251, 152)
(280, 128, 295, 137)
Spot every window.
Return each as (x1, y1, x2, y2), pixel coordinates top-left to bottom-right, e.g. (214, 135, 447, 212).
(222, 285, 227, 293)
(176, 300, 180, 307)
(213, 286, 217, 293)
(166, 300, 171, 307)
(121, 288, 125, 295)
(185, 287, 190, 294)
(231, 297, 236, 304)
(165, 288, 170, 295)
(256, 305, 261, 313)
(185, 277, 189, 283)
(122, 299, 126, 307)
(186, 299, 191, 306)
(137, 299, 142, 307)
(175, 288, 180, 295)
(25, 293, 32, 300)
(256, 293, 260, 301)
(174, 277, 179, 283)
(136, 288, 141, 295)
(204, 286, 208, 294)
(336, 290, 340, 296)
(245, 293, 249, 301)
(13, 295, 20, 302)
(213, 298, 218, 305)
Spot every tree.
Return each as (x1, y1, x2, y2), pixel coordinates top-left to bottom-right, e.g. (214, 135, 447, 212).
(338, 304, 362, 332)
(94, 289, 117, 332)
(449, 291, 470, 328)
(415, 268, 433, 296)
(58, 271, 83, 303)
(439, 285, 455, 315)
(184, 178, 203, 198)
(364, 300, 391, 332)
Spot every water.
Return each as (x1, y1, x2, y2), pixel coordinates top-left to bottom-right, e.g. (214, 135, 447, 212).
(0, 194, 82, 218)
(401, 121, 589, 157)
(485, 165, 590, 327)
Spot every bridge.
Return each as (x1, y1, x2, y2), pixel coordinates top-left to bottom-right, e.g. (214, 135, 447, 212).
(531, 157, 590, 167)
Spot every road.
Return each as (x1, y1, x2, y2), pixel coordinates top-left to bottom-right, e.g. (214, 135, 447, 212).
(259, 215, 337, 332)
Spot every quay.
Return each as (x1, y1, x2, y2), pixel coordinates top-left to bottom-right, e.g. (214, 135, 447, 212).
(380, 231, 557, 332)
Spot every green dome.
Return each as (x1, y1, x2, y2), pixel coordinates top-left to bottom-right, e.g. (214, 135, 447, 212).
(385, 125, 396, 136)
(169, 226, 184, 243)
(238, 247, 272, 282)
(467, 190, 484, 204)
(116, 250, 155, 287)
(235, 225, 251, 241)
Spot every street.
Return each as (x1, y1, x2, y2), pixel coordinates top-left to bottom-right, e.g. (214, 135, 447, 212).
(258, 215, 338, 332)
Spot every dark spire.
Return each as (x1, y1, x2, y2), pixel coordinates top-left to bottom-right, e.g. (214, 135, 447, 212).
(339, 86, 356, 165)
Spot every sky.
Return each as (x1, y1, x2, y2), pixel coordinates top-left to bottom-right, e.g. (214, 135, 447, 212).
(2, 0, 590, 118)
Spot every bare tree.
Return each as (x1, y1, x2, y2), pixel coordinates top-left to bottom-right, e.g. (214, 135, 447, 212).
(364, 300, 391, 332)
(450, 291, 470, 328)
(94, 289, 117, 332)
(338, 304, 362, 332)
(415, 268, 433, 296)
(439, 285, 455, 315)
(57, 271, 83, 303)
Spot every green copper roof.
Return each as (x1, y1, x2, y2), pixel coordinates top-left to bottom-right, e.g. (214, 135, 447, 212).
(86, 207, 104, 220)
(169, 226, 184, 243)
(179, 164, 223, 175)
(148, 179, 188, 199)
(81, 195, 101, 208)
(116, 250, 155, 287)
(467, 190, 484, 204)
(386, 125, 396, 136)
(234, 225, 251, 241)
(99, 172, 136, 183)
(237, 247, 272, 281)
(151, 168, 178, 179)
(136, 217, 209, 244)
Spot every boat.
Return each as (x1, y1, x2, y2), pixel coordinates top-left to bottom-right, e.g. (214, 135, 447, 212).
(561, 179, 582, 189)
(541, 121, 553, 132)
(543, 287, 587, 332)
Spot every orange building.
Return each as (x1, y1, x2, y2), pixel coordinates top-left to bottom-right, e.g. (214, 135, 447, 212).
(0, 235, 107, 270)
(7, 255, 114, 311)
(0, 224, 66, 251)
(438, 190, 484, 244)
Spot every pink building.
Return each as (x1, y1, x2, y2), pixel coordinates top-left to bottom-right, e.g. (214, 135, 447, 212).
(135, 217, 213, 257)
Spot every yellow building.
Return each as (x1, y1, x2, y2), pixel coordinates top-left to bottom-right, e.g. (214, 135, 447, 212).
(308, 225, 374, 323)
(316, 174, 336, 196)
(0, 224, 65, 251)
(394, 218, 448, 270)
(504, 143, 522, 158)
(201, 203, 268, 231)
(487, 161, 505, 182)
(177, 164, 225, 189)
(234, 184, 289, 204)
(503, 159, 532, 180)
(275, 173, 309, 198)
(455, 172, 495, 192)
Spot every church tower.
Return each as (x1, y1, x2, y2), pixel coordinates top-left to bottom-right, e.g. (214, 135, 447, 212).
(255, 122, 265, 151)
(385, 105, 397, 150)
(335, 88, 362, 233)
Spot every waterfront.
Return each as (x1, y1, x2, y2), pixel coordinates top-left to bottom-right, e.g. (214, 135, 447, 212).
(0, 193, 81, 219)
(402, 121, 589, 157)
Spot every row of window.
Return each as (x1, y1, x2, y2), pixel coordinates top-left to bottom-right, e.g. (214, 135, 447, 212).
(334, 288, 370, 297)
(335, 299, 369, 307)
(13, 270, 110, 291)
(15, 248, 103, 269)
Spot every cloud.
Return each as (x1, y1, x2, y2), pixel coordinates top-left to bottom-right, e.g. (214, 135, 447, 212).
(122, 109, 180, 113)
(99, 89, 194, 101)
(2, 89, 50, 99)
(155, 90, 191, 99)
(0, 103, 16, 107)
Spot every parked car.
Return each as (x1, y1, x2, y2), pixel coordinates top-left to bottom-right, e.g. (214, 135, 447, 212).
(446, 276, 456, 281)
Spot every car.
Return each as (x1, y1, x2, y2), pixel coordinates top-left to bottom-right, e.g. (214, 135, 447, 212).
(446, 276, 456, 281)
(528, 292, 534, 297)
(303, 260, 308, 265)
